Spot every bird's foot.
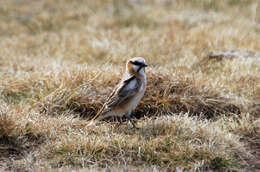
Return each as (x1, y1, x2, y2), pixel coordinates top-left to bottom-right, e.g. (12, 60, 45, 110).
(131, 124, 140, 130)
(128, 118, 139, 130)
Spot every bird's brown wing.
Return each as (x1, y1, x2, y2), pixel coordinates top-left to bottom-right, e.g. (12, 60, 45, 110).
(106, 76, 141, 107)
(92, 76, 141, 120)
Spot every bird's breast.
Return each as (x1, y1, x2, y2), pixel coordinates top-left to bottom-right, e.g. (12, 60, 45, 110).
(128, 81, 146, 111)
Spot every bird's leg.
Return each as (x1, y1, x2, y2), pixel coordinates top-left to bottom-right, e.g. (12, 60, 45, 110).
(126, 112, 139, 129)
(119, 116, 123, 124)
(114, 116, 124, 129)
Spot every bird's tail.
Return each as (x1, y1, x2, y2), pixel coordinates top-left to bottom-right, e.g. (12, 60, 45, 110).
(87, 104, 107, 126)
(92, 103, 107, 121)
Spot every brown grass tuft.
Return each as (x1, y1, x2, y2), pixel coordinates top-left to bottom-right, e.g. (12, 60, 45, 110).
(0, 0, 259, 171)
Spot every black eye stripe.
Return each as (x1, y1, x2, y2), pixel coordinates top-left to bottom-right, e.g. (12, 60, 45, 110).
(130, 61, 144, 66)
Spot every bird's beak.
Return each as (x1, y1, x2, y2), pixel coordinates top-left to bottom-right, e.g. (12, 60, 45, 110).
(143, 64, 148, 67)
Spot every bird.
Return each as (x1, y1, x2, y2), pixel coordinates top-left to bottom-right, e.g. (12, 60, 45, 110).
(88, 57, 148, 128)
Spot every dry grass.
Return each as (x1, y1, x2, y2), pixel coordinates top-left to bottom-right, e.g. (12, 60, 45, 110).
(0, 0, 260, 171)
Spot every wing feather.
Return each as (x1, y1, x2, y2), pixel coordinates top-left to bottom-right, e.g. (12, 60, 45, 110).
(106, 76, 140, 107)
(92, 76, 141, 121)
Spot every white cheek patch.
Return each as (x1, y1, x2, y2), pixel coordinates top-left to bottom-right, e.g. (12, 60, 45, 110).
(132, 65, 139, 72)
(138, 67, 145, 76)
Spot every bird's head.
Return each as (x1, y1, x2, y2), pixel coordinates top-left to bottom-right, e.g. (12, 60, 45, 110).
(127, 57, 148, 77)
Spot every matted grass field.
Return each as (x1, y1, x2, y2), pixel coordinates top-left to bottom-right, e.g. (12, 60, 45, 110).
(0, 0, 259, 171)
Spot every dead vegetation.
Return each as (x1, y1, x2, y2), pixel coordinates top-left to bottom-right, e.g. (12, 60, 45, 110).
(0, 0, 259, 171)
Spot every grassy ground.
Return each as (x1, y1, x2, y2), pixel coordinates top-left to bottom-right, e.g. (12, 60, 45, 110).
(0, 0, 259, 171)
